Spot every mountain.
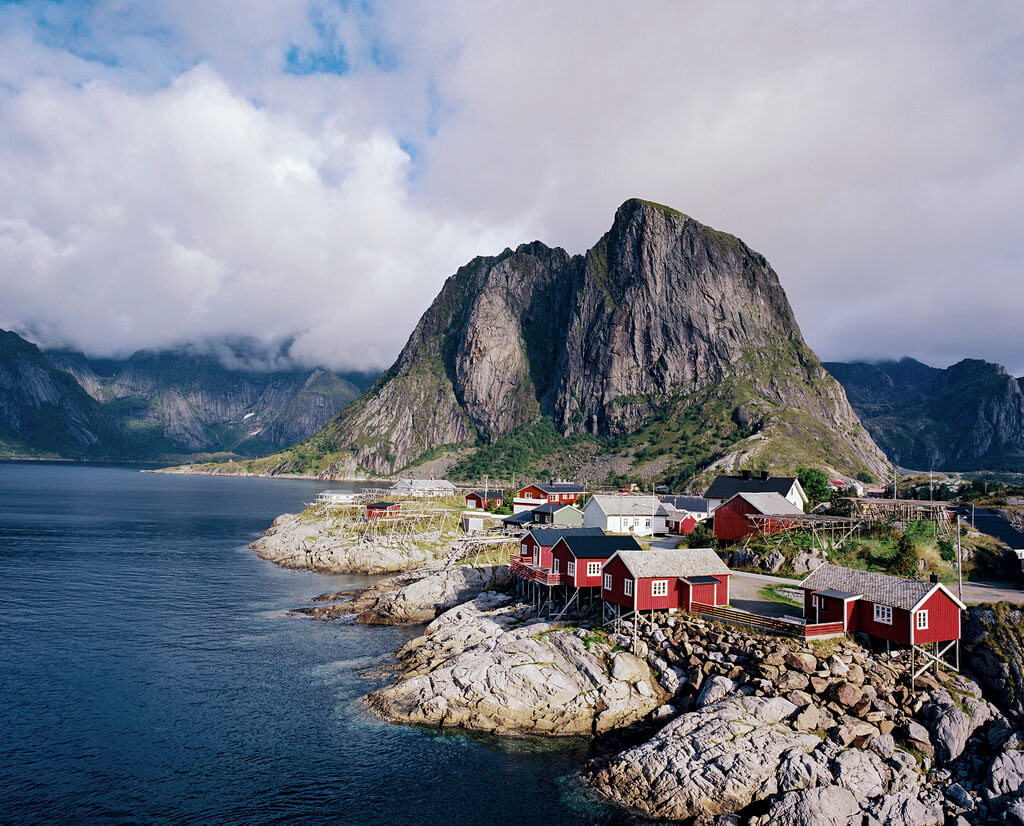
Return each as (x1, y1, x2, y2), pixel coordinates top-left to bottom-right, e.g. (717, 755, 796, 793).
(254, 199, 890, 485)
(0, 330, 124, 458)
(0, 329, 371, 460)
(825, 357, 1024, 472)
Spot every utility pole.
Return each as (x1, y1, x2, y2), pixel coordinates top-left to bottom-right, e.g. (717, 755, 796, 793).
(956, 515, 963, 601)
(483, 474, 489, 509)
(929, 469, 933, 502)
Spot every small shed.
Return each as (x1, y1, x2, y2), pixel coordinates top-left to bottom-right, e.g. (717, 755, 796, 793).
(366, 501, 401, 519)
(602, 548, 731, 612)
(465, 490, 503, 510)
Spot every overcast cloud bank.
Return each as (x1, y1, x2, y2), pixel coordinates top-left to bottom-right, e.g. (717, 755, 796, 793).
(1, 1, 1022, 373)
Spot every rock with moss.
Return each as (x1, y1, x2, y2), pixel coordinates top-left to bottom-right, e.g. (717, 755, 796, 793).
(962, 604, 1024, 722)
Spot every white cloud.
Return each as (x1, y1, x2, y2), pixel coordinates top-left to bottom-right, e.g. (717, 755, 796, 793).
(0, 1, 1023, 374)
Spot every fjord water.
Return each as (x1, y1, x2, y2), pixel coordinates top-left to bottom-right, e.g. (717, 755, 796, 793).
(0, 464, 619, 825)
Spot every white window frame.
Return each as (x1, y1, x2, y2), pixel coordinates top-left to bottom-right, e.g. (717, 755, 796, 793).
(624, 579, 633, 597)
(873, 604, 893, 625)
(520, 542, 527, 556)
(916, 610, 928, 630)
(651, 580, 669, 598)
(603, 573, 612, 590)
(553, 558, 560, 574)
(567, 560, 576, 577)
(811, 594, 819, 609)
(587, 561, 601, 578)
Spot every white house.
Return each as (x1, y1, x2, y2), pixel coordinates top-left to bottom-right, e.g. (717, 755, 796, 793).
(390, 479, 458, 497)
(315, 489, 358, 507)
(703, 473, 808, 511)
(583, 494, 668, 536)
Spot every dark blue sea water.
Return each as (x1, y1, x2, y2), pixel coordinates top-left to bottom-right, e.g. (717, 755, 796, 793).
(0, 463, 625, 825)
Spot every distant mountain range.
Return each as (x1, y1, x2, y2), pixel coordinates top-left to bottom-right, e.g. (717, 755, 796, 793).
(235, 199, 892, 485)
(0, 329, 374, 460)
(825, 357, 1024, 473)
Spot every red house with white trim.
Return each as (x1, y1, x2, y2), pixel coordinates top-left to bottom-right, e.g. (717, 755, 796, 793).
(602, 548, 731, 612)
(549, 534, 643, 589)
(366, 501, 401, 519)
(799, 563, 965, 645)
(465, 490, 503, 510)
(515, 527, 604, 571)
(713, 492, 805, 542)
(513, 482, 587, 513)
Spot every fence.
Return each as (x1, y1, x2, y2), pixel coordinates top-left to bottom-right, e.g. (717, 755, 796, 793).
(690, 603, 846, 640)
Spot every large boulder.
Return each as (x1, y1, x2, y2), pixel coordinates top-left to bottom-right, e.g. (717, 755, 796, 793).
(919, 684, 994, 765)
(584, 696, 820, 820)
(365, 600, 667, 735)
(752, 786, 860, 826)
(358, 564, 511, 624)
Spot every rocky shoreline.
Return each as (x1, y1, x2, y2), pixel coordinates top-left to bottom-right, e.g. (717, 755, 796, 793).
(258, 512, 1024, 823)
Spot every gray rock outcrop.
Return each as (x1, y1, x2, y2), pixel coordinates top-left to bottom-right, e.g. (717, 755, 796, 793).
(366, 600, 667, 735)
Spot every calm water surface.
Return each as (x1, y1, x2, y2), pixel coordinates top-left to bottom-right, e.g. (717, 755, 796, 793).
(0, 463, 628, 825)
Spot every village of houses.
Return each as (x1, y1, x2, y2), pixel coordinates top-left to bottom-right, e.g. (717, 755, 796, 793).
(313, 471, 969, 679)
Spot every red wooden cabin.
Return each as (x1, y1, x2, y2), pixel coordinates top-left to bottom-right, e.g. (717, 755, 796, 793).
(549, 535, 643, 589)
(515, 482, 587, 507)
(365, 501, 401, 519)
(799, 563, 964, 645)
(465, 490, 503, 510)
(713, 492, 804, 542)
(602, 548, 731, 612)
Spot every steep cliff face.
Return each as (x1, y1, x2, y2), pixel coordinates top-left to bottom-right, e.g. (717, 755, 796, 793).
(826, 357, 1024, 471)
(311, 199, 890, 481)
(0, 331, 122, 457)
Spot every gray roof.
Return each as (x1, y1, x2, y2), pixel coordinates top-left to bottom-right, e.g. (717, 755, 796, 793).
(614, 548, 730, 579)
(588, 494, 669, 517)
(801, 563, 938, 611)
(533, 502, 581, 515)
(731, 492, 805, 515)
(391, 479, 456, 491)
(502, 511, 536, 525)
(660, 495, 712, 514)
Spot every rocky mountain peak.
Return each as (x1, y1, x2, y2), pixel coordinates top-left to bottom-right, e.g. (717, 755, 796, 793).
(304, 199, 890, 482)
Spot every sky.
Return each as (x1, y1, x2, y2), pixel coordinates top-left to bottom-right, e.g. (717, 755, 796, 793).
(0, 1, 1022, 373)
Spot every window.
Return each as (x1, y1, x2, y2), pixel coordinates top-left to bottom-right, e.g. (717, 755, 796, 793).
(651, 580, 668, 597)
(553, 559, 560, 574)
(645, 518, 651, 527)
(603, 573, 612, 590)
(624, 579, 633, 597)
(916, 610, 928, 630)
(819, 596, 828, 610)
(811, 595, 819, 609)
(520, 543, 527, 556)
(873, 604, 893, 625)
(588, 561, 601, 577)
(568, 561, 576, 577)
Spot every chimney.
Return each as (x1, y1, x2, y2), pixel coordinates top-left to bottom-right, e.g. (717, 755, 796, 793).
(760, 471, 770, 481)
(929, 573, 939, 583)
(741, 470, 751, 480)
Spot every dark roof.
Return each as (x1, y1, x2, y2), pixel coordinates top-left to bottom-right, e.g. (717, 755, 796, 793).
(800, 563, 960, 612)
(681, 575, 721, 585)
(467, 490, 502, 499)
(366, 501, 398, 509)
(704, 475, 799, 500)
(815, 588, 862, 600)
(661, 495, 712, 513)
(533, 501, 580, 514)
(556, 534, 643, 559)
(523, 482, 587, 494)
(502, 511, 536, 525)
(527, 527, 604, 546)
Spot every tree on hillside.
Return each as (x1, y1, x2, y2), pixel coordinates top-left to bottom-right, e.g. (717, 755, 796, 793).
(893, 533, 919, 577)
(798, 467, 832, 504)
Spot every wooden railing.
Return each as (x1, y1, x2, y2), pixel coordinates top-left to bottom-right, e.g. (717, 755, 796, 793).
(804, 621, 846, 638)
(509, 560, 562, 586)
(689, 603, 846, 640)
